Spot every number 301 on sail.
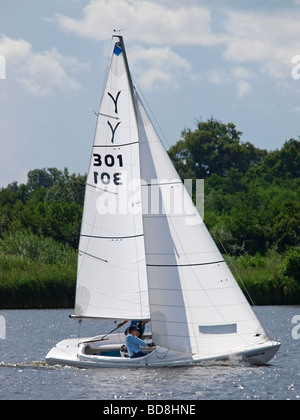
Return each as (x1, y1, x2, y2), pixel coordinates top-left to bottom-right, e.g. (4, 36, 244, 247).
(93, 153, 123, 185)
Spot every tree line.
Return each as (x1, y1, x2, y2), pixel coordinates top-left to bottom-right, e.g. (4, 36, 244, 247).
(0, 118, 299, 307)
(0, 168, 85, 248)
(168, 118, 299, 257)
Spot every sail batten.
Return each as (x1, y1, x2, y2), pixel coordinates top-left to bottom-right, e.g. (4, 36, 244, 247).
(93, 141, 139, 148)
(146, 260, 225, 267)
(80, 234, 144, 240)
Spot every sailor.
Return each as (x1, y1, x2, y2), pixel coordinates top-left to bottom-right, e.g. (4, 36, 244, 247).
(119, 320, 149, 338)
(129, 320, 149, 338)
(125, 325, 155, 358)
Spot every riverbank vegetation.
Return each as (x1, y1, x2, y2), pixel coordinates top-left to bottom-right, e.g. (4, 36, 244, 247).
(0, 169, 82, 309)
(0, 119, 299, 308)
(0, 231, 76, 309)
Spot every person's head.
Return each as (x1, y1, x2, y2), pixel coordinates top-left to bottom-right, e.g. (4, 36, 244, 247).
(128, 325, 139, 336)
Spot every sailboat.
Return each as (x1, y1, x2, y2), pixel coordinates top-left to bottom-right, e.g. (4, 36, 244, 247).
(46, 35, 280, 368)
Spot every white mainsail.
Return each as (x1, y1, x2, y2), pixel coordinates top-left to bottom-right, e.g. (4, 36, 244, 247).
(135, 92, 270, 356)
(74, 37, 150, 320)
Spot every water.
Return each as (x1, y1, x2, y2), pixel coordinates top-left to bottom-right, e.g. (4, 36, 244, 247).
(0, 306, 299, 400)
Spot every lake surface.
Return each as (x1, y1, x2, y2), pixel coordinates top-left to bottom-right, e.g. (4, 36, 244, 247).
(0, 306, 299, 400)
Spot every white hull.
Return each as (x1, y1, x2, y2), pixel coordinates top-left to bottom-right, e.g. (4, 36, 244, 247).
(46, 333, 280, 369)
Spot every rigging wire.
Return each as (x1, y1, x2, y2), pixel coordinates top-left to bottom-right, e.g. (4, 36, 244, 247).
(132, 78, 173, 152)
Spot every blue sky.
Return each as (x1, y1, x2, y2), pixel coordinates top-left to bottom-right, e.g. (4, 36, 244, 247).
(1, 0, 300, 187)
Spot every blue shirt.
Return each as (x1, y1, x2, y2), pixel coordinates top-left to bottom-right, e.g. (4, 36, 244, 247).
(126, 334, 149, 358)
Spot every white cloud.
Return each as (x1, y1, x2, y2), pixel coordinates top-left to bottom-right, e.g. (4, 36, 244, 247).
(0, 36, 32, 65)
(206, 66, 255, 98)
(231, 67, 254, 97)
(53, 0, 220, 92)
(55, 0, 221, 46)
(222, 10, 300, 81)
(0, 35, 90, 96)
(230, 66, 254, 81)
(128, 45, 191, 91)
(52, 0, 300, 96)
(235, 80, 251, 97)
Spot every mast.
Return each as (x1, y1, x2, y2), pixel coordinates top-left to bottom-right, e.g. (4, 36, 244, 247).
(114, 36, 136, 102)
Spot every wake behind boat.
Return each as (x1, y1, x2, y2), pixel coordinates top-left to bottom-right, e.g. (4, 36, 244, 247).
(46, 35, 280, 368)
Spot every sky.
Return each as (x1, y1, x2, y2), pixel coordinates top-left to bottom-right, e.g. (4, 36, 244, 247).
(1, 0, 300, 188)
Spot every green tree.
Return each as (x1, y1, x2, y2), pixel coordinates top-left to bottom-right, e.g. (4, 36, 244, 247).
(282, 249, 300, 282)
(248, 138, 300, 182)
(0, 167, 85, 248)
(45, 168, 86, 205)
(27, 168, 64, 191)
(168, 118, 266, 180)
